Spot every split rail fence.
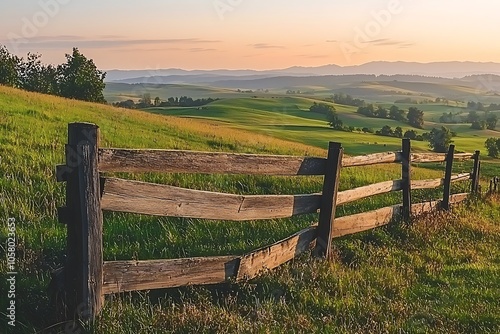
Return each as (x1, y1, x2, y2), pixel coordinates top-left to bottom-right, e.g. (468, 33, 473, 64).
(52, 122, 481, 320)
(489, 177, 500, 194)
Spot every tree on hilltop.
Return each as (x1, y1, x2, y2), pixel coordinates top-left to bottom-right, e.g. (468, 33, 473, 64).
(485, 137, 500, 158)
(407, 107, 424, 129)
(428, 126, 453, 152)
(0, 45, 20, 87)
(486, 115, 498, 130)
(19, 53, 58, 94)
(309, 103, 343, 130)
(57, 48, 106, 103)
(310, 102, 335, 115)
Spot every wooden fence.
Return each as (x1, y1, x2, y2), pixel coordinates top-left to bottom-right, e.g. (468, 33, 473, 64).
(52, 122, 481, 320)
(489, 176, 499, 194)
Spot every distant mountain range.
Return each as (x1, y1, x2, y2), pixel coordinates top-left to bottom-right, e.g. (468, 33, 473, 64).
(105, 61, 500, 84)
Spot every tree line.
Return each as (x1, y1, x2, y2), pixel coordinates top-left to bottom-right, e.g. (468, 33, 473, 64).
(0, 45, 106, 103)
(357, 104, 425, 129)
(331, 93, 366, 107)
(310, 102, 456, 153)
(328, 93, 426, 129)
(113, 94, 218, 109)
(440, 109, 497, 130)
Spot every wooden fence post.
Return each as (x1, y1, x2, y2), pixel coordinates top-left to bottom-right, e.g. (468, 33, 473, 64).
(65, 122, 103, 321)
(471, 150, 481, 194)
(401, 139, 412, 221)
(315, 142, 343, 260)
(441, 144, 455, 210)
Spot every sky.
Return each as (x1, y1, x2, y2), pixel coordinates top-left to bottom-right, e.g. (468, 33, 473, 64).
(1, 0, 500, 70)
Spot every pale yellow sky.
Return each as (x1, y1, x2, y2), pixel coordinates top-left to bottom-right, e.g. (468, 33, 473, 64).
(2, 0, 500, 69)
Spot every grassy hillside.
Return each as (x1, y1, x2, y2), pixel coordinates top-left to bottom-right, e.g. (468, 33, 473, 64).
(0, 86, 499, 333)
(147, 96, 498, 155)
(104, 83, 253, 103)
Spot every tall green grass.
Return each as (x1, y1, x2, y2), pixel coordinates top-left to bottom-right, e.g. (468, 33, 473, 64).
(0, 86, 498, 333)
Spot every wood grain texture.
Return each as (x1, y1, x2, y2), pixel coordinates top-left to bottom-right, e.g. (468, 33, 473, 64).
(336, 180, 403, 205)
(77, 143, 104, 320)
(471, 151, 481, 194)
(448, 193, 469, 204)
(332, 205, 400, 238)
(402, 139, 412, 221)
(101, 177, 321, 220)
(98, 149, 326, 175)
(411, 152, 473, 163)
(101, 194, 470, 295)
(342, 152, 402, 167)
(237, 226, 317, 280)
(411, 173, 470, 190)
(411, 193, 469, 215)
(64, 123, 103, 321)
(442, 145, 455, 210)
(98, 149, 473, 174)
(315, 142, 343, 260)
(102, 256, 239, 294)
(333, 193, 470, 238)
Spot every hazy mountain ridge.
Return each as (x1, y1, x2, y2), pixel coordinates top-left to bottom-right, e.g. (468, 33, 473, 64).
(106, 61, 500, 83)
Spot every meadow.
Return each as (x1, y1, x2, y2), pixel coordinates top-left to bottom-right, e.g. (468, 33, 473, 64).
(0, 85, 499, 333)
(146, 95, 499, 156)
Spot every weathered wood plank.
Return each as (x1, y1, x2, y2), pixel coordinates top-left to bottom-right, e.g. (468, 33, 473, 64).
(98, 149, 327, 175)
(102, 193, 471, 295)
(64, 123, 103, 321)
(315, 142, 343, 260)
(442, 145, 455, 210)
(77, 143, 104, 320)
(411, 152, 473, 163)
(448, 193, 469, 205)
(333, 192, 470, 238)
(342, 152, 402, 167)
(411, 199, 440, 215)
(102, 256, 239, 294)
(411, 193, 469, 215)
(332, 205, 400, 238)
(411, 173, 471, 190)
(471, 151, 481, 194)
(101, 178, 321, 220)
(237, 226, 317, 280)
(402, 139, 412, 221)
(336, 180, 403, 205)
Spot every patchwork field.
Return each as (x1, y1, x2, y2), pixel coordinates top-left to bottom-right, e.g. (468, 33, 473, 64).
(146, 95, 499, 156)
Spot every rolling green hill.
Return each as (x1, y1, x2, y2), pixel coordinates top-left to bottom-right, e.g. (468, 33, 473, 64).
(0, 86, 499, 333)
(147, 96, 499, 155)
(104, 83, 254, 103)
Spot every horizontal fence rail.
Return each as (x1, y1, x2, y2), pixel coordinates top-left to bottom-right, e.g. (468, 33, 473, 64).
(342, 151, 401, 167)
(102, 256, 240, 294)
(411, 152, 473, 163)
(101, 193, 470, 294)
(100, 177, 322, 220)
(53, 122, 481, 321)
(98, 149, 327, 175)
(411, 173, 471, 190)
(337, 180, 403, 205)
(100, 173, 471, 220)
(96, 149, 474, 175)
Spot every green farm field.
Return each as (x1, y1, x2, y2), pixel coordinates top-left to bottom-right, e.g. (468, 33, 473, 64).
(147, 96, 500, 156)
(0, 85, 499, 333)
